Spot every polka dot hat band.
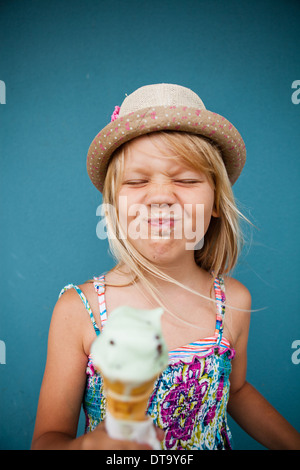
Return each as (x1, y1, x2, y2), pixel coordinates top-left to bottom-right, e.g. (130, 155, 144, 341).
(87, 84, 246, 193)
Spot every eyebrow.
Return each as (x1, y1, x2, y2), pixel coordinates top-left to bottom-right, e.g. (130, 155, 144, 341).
(123, 165, 202, 176)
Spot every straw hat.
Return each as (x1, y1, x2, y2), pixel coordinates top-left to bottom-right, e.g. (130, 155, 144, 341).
(87, 84, 246, 192)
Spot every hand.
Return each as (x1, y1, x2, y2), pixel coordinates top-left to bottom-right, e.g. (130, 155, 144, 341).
(81, 422, 164, 450)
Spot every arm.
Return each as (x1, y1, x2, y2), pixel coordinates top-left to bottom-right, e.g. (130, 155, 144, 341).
(228, 381, 300, 450)
(225, 279, 300, 450)
(31, 289, 156, 450)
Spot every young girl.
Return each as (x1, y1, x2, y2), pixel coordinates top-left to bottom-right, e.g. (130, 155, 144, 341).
(31, 84, 300, 450)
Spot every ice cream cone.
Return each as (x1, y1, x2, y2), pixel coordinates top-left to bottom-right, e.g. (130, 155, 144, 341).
(102, 376, 156, 421)
(90, 305, 169, 447)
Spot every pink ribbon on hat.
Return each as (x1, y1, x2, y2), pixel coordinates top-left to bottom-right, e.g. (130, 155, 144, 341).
(111, 106, 121, 121)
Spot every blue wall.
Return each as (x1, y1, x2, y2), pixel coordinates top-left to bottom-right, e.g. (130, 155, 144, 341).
(0, 0, 299, 450)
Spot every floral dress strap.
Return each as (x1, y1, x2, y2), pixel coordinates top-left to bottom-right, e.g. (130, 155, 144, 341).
(213, 275, 226, 346)
(58, 284, 100, 336)
(92, 274, 107, 331)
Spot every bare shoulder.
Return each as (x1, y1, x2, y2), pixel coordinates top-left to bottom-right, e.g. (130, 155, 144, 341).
(223, 276, 252, 310)
(50, 283, 98, 346)
(54, 282, 99, 319)
(54, 286, 87, 320)
(50, 287, 89, 342)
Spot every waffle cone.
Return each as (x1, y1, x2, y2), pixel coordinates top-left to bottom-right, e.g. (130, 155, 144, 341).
(103, 376, 156, 421)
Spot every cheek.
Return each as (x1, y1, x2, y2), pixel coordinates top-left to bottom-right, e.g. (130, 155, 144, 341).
(117, 194, 149, 241)
(189, 193, 216, 239)
(193, 189, 215, 219)
(116, 193, 137, 224)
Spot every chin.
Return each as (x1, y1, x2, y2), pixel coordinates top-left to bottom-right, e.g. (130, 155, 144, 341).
(134, 237, 190, 265)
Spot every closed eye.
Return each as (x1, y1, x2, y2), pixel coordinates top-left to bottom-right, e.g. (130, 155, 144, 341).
(123, 180, 148, 186)
(122, 179, 203, 186)
(174, 179, 202, 184)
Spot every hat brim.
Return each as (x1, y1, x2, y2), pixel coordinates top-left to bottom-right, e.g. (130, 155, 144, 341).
(87, 105, 246, 192)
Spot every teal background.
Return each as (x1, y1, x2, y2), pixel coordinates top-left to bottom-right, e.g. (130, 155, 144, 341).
(0, 0, 299, 450)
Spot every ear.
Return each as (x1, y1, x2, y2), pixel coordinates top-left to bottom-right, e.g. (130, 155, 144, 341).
(211, 202, 220, 218)
(212, 192, 220, 218)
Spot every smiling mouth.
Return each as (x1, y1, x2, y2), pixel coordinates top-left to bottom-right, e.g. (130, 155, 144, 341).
(146, 213, 182, 229)
(143, 215, 182, 238)
(145, 211, 181, 224)
(148, 218, 175, 227)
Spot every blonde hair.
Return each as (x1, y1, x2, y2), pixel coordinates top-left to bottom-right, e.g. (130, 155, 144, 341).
(98, 131, 250, 326)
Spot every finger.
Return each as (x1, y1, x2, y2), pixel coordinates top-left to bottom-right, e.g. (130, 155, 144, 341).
(155, 427, 164, 441)
(95, 422, 153, 450)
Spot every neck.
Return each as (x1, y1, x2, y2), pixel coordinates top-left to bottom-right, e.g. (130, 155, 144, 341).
(140, 256, 205, 292)
(115, 252, 208, 293)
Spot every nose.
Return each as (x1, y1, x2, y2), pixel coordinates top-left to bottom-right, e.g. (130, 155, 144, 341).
(145, 181, 178, 206)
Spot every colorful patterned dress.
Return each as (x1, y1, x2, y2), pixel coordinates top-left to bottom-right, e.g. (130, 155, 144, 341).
(59, 274, 235, 450)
